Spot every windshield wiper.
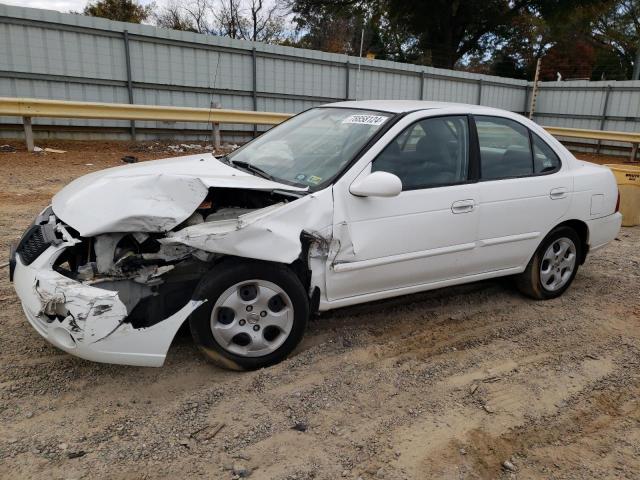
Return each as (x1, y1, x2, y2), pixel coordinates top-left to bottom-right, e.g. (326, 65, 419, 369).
(227, 159, 309, 190)
(230, 160, 277, 181)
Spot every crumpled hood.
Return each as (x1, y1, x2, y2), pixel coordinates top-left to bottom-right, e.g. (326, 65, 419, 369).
(52, 153, 306, 236)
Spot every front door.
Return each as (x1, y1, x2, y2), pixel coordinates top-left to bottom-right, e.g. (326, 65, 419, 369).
(327, 114, 480, 301)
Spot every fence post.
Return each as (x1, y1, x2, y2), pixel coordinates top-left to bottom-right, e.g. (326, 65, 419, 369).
(23, 116, 34, 152)
(476, 79, 483, 105)
(420, 71, 425, 100)
(345, 61, 350, 100)
(252, 47, 258, 138)
(122, 30, 136, 140)
(211, 101, 221, 150)
(528, 57, 542, 120)
(596, 85, 612, 154)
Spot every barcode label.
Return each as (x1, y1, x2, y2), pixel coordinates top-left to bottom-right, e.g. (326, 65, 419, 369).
(342, 115, 388, 126)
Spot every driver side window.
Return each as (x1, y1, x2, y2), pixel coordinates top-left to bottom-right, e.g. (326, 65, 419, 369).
(372, 116, 469, 190)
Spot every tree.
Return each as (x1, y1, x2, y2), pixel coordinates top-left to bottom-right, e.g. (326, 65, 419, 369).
(540, 39, 598, 80)
(245, 0, 285, 42)
(593, 0, 640, 79)
(214, 0, 245, 39)
(291, 7, 362, 54)
(280, 0, 640, 79)
(461, 0, 621, 79)
(184, 0, 212, 34)
(289, 0, 530, 67)
(154, 1, 197, 31)
(83, 0, 153, 23)
(214, 0, 286, 42)
(386, 0, 516, 68)
(289, 0, 396, 58)
(480, 7, 551, 78)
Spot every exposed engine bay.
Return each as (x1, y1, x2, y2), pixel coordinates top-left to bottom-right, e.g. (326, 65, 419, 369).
(9, 152, 338, 366)
(41, 188, 311, 330)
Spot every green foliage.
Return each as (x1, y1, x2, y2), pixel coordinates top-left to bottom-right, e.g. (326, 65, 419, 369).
(386, 0, 514, 68)
(593, 0, 640, 79)
(79, 0, 638, 80)
(83, 0, 153, 24)
(288, 0, 639, 80)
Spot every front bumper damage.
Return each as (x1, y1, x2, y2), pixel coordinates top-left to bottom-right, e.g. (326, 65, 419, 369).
(11, 187, 334, 367)
(12, 238, 204, 367)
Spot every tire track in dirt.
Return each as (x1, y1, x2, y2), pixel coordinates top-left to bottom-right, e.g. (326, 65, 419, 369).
(1, 142, 638, 479)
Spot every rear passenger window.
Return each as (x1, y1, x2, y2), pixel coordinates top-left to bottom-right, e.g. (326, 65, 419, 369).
(476, 116, 533, 180)
(532, 133, 561, 173)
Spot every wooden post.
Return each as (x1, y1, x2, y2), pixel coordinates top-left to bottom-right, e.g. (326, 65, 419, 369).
(23, 116, 34, 152)
(528, 57, 542, 120)
(211, 101, 221, 150)
(631, 142, 639, 163)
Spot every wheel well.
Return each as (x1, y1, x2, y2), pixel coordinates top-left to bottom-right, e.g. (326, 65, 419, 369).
(554, 219, 589, 264)
(207, 254, 311, 293)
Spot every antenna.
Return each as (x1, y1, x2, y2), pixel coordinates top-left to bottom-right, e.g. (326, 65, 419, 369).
(355, 28, 364, 101)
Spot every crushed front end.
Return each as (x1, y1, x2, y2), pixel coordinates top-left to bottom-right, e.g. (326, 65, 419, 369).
(10, 207, 207, 366)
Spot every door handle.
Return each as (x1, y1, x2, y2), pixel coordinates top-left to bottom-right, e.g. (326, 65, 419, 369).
(451, 199, 475, 214)
(549, 187, 568, 200)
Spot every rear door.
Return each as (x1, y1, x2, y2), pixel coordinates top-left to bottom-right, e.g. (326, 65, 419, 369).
(472, 115, 572, 272)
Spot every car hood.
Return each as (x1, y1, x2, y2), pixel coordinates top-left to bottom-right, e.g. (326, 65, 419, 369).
(52, 153, 307, 237)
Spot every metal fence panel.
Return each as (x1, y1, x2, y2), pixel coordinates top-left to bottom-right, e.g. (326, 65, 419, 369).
(0, 3, 638, 157)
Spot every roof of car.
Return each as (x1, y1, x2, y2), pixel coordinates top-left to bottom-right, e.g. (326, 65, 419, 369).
(321, 100, 504, 114)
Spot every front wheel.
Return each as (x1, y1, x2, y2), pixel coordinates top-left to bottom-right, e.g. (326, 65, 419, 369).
(189, 260, 309, 370)
(516, 226, 581, 300)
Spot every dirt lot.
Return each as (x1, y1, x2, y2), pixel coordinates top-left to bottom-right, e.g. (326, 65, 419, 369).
(1, 140, 639, 480)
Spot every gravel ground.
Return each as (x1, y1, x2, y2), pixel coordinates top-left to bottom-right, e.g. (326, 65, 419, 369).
(0, 140, 639, 479)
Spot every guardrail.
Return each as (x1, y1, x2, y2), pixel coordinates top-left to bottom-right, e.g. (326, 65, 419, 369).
(0, 97, 292, 151)
(0, 97, 637, 161)
(543, 126, 639, 162)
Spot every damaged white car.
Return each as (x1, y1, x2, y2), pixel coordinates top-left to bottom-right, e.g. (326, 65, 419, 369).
(10, 101, 622, 370)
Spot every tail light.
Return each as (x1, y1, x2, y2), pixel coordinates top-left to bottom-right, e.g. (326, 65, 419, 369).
(615, 190, 620, 213)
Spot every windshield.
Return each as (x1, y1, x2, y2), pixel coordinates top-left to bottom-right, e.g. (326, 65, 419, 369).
(226, 107, 392, 188)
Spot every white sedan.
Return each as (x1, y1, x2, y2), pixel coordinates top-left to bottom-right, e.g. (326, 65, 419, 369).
(10, 101, 622, 370)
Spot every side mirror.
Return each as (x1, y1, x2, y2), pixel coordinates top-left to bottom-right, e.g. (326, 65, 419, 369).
(350, 171, 402, 198)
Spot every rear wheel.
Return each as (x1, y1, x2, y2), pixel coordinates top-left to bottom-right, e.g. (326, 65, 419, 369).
(516, 226, 581, 300)
(189, 261, 309, 370)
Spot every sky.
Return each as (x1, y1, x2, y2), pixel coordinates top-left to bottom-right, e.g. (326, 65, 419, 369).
(0, 0, 294, 31)
(1, 0, 160, 14)
(2, 0, 297, 37)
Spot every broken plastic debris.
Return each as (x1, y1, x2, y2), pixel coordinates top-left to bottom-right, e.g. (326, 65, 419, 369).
(44, 148, 66, 154)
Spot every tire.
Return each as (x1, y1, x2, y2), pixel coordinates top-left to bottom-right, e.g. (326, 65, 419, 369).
(516, 226, 582, 300)
(189, 260, 309, 370)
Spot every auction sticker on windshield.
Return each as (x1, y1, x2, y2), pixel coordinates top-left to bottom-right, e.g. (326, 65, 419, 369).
(342, 114, 388, 126)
